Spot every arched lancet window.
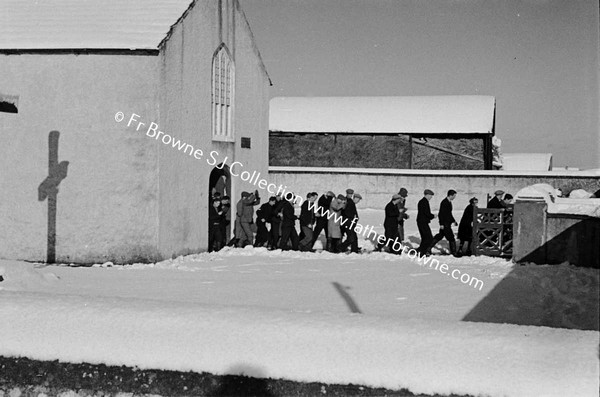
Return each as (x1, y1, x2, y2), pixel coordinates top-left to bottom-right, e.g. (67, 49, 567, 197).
(212, 44, 234, 140)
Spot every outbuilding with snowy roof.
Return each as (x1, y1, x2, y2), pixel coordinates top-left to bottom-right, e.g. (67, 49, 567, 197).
(0, 0, 271, 263)
(269, 96, 497, 170)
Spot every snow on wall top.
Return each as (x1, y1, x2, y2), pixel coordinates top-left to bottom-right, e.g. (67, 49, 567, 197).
(516, 184, 600, 218)
(270, 96, 496, 134)
(0, 0, 194, 50)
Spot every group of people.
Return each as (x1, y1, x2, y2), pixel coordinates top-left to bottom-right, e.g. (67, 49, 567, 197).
(209, 188, 365, 253)
(407, 188, 513, 257)
(251, 188, 364, 253)
(209, 186, 515, 256)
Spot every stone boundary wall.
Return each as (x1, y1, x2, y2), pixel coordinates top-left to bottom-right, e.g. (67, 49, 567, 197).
(268, 167, 600, 212)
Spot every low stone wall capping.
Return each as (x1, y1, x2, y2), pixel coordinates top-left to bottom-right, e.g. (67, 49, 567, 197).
(269, 166, 600, 211)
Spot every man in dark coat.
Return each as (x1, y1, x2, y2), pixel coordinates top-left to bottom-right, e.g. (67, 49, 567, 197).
(429, 189, 458, 256)
(299, 192, 318, 251)
(457, 197, 478, 256)
(396, 187, 409, 242)
(220, 195, 231, 247)
(487, 190, 506, 209)
(340, 189, 361, 253)
(311, 191, 334, 249)
(268, 194, 284, 249)
(279, 193, 299, 250)
(417, 189, 436, 256)
(255, 196, 276, 247)
(208, 198, 223, 252)
(382, 193, 403, 254)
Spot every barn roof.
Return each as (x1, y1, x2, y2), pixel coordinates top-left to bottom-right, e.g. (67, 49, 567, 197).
(270, 96, 496, 135)
(0, 0, 194, 50)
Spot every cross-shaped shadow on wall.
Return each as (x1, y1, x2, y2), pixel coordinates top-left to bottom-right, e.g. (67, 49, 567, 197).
(38, 130, 69, 263)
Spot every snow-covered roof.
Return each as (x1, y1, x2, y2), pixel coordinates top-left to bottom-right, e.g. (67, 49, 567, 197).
(270, 96, 496, 135)
(0, 0, 194, 50)
(502, 153, 553, 171)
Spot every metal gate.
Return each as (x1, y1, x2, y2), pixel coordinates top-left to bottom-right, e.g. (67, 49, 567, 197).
(473, 206, 513, 257)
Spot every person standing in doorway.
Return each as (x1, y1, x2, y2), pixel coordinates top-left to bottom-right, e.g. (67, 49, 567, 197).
(220, 195, 231, 247)
(208, 198, 223, 252)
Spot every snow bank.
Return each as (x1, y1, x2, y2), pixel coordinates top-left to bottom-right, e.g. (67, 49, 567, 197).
(0, 251, 597, 397)
(0, 260, 59, 291)
(0, 291, 597, 397)
(550, 198, 600, 217)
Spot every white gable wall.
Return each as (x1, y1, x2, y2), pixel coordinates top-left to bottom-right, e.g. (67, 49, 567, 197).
(0, 0, 270, 262)
(157, 0, 270, 258)
(0, 54, 161, 263)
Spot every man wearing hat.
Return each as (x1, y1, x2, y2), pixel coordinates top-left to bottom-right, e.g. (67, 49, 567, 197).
(278, 192, 299, 250)
(299, 192, 318, 251)
(340, 188, 360, 253)
(417, 189, 436, 255)
(328, 194, 347, 253)
(255, 196, 277, 248)
(237, 190, 261, 248)
(396, 188, 409, 242)
(380, 193, 403, 254)
(268, 193, 284, 249)
(487, 190, 506, 209)
(428, 189, 459, 256)
(311, 191, 335, 250)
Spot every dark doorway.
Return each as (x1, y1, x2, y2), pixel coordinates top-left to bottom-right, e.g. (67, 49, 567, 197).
(208, 164, 231, 250)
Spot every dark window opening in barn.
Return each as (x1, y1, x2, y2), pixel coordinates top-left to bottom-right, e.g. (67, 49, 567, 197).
(241, 137, 251, 148)
(211, 44, 234, 140)
(0, 93, 19, 113)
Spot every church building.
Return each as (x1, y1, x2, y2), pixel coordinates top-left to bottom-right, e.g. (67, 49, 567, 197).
(0, 0, 271, 263)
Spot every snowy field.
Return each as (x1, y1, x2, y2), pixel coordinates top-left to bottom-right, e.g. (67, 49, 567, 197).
(0, 209, 598, 397)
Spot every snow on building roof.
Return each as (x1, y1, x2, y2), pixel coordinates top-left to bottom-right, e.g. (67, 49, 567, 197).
(270, 96, 496, 135)
(502, 153, 553, 171)
(0, 0, 194, 50)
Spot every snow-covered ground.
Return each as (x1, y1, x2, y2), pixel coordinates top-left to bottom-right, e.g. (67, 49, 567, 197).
(0, 208, 598, 397)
